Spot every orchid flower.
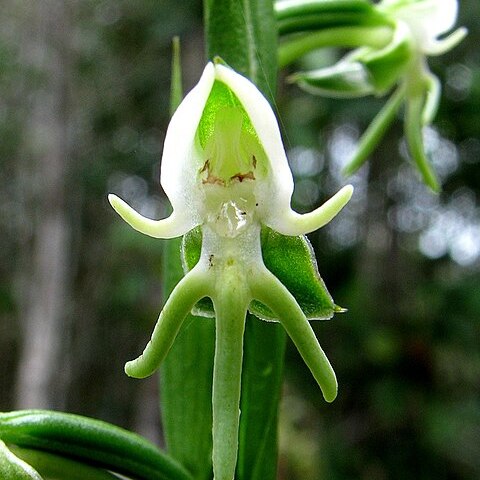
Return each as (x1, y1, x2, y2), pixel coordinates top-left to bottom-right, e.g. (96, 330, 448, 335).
(109, 61, 352, 479)
(285, 0, 467, 191)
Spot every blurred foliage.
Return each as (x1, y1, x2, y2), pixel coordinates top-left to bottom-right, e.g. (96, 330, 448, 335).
(0, 1, 479, 479)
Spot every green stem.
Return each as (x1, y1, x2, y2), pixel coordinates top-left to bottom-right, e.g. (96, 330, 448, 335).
(211, 276, 249, 480)
(343, 85, 406, 176)
(279, 26, 393, 67)
(405, 92, 440, 192)
(204, 2, 286, 480)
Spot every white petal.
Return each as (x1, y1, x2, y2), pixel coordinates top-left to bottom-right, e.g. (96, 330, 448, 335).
(214, 64, 295, 227)
(214, 65, 354, 235)
(108, 194, 195, 238)
(423, 27, 468, 56)
(382, 0, 461, 54)
(160, 62, 216, 222)
(268, 184, 354, 236)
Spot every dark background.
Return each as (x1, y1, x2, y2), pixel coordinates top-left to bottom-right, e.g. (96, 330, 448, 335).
(0, 1, 479, 478)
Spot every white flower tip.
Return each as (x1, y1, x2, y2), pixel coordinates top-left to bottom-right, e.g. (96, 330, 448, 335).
(269, 184, 354, 236)
(426, 26, 468, 56)
(340, 184, 354, 203)
(108, 193, 191, 239)
(305, 183, 354, 232)
(108, 193, 123, 210)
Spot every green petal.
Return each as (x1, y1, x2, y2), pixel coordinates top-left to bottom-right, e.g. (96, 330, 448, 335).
(251, 227, 339, 320)
(290, 61, 375, 98)
(181, 227, 215, 317)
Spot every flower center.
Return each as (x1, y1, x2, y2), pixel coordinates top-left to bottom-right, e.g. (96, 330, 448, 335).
(202, 182, 257, 238)
(196, 81, 269, 238)
(200, 106, 257, 186)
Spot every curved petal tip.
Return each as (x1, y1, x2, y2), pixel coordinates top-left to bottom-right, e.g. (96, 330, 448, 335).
(108, 193, 194, 239)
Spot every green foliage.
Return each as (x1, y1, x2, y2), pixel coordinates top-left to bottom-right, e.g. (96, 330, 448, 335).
(0, 410, 192, 480)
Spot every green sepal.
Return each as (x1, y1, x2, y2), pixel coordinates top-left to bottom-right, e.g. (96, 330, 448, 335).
(182, 226, 340, 320)
(405, 91, 440, 192)
(0, 410, 193, 480)
(276, 0, 390, 36)
(292, 23, 412, 98)
(355, 24, 413, 93)
(278, 25, 393, 68)
(255, 227, 340, 319)
(343, 85, 406, 176)
(291, 61, 375, 98)
(0, 440, 42, 480)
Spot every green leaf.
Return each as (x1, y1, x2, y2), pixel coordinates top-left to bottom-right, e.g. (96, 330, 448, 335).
(275, 0, 390, 36)
(0, 410, 193, 480)
(0, 440, 42, 480)
(182, 226, 340, 320)
(204, 0, 277, 101)
(10, 446, 118, 480)
(170, 37, 183, 114)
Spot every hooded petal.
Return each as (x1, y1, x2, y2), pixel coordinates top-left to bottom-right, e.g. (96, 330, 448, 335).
(214, 64, 295, 226)
(161, 62, 216, 221)
(108, 65, 216, 238)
